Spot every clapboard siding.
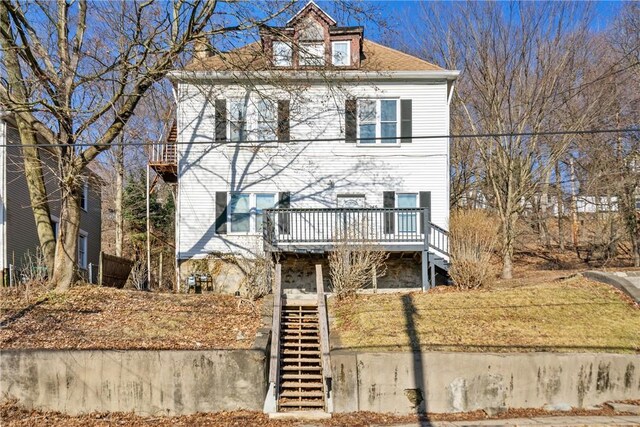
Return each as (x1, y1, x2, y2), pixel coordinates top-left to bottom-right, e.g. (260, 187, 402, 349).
(2, 119, 102, 272)
(177, 81, 450, 258)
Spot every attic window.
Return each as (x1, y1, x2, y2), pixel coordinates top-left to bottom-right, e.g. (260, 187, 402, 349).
(273, 41, 292, 67)
(332, 41, 350, 66)
(299, 42, 325, 66)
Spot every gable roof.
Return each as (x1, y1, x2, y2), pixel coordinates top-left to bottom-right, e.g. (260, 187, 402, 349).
(287, 1, 336, 26)
(183, 39, 445, 73)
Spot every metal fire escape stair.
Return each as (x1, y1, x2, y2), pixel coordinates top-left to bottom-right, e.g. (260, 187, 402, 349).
(278, 302, 325, 411)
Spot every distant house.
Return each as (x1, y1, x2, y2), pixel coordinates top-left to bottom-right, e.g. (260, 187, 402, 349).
(152, 1, 459, 291)
(0, 113, 102, 284)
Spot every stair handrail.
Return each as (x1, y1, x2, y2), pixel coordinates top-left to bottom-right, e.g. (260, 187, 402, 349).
(429, 222, 449, 256)
(315, 264, 333, 411)
(268, 264, 282, 401)
(151, 106, 176, 163)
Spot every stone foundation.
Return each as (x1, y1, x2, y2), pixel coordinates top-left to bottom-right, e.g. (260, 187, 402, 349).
(178, 252, 431, 294)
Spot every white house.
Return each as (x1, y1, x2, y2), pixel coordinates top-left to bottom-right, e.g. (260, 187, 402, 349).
(153, 2, 459, 292)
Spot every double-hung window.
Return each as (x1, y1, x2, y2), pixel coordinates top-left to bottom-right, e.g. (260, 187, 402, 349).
(255, 99, 276, 142)
(397, 193, 417, 233)
(273, 41, 292, 67)
(332, 41, 350, 66)
(77, 178, 89, 211)
(357, 99, 399, 144)
(229, 193, 251, 232)
(300, 42, 325, 66)
(77, 232, 88, 269)
(229, 193, 276, 233)
(255, 194, 276, 231)
(229, 99, 247, 142)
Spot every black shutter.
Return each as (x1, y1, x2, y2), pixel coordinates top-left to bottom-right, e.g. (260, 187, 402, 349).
(277, 100, 290, 142)
(215, 99, 227, 142)
(419, 191, 431, 234)
(383, 191, 395, 234)
(345, 99, 357, 143)
(278, 191, 291, 234)
(215, 192, 228, 234)
(401, 99, 412, 143)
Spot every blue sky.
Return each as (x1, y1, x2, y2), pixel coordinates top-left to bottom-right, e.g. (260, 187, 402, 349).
(315, 0, 624, 42)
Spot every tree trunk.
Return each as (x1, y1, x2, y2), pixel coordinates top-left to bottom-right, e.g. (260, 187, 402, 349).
(17, 120, 56, 273)
(555, 161, 565, 251)
(620, 186, 640, 267)
(0, 5, 55, 273)
(115, 143, 124, 257)
(52, 182, 82, 290)
(569, 157, 580, 253)
(540, 168, 552, 248)
(501, 213, 517, 280)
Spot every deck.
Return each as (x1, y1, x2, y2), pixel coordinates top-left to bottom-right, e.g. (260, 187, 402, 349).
(262, 207, 449, 257)
(149, 121, 177, 183)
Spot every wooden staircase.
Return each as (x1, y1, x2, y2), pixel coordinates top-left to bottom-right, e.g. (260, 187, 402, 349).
(278, 302, 325, 411)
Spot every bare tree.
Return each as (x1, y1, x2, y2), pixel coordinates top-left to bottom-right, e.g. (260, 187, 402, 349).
(409, 2, 611, 278)
(0, 0, 299, 290)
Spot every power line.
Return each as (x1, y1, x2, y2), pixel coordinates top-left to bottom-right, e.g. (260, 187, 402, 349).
(1, 127, 637, 148)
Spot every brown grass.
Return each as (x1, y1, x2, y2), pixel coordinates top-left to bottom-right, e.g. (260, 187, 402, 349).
(330, 276, 640, 353)
(0, 285, 262, 350)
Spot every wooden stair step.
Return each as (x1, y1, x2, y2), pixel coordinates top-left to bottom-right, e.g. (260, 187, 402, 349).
(282, 308, 318, 317)
(282, 357, 321, 363)
(283, 321, 319, 326)
(282, 331, 319, 336)
(281, 381, 324, 389)
(283, 329, 318, 337)
(282, 313, 317, 317)
(280, 373, 323, 380)
(281, 348, 321, 358)
(280, 390, 324, 398)
(282, 335, 319, 341)
(282, 343, 320, 348)
(281, 365, 321, 371)
(279, 401, 324, 408)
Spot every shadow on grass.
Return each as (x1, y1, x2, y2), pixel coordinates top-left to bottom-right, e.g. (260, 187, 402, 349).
(0, 297, 48, 328)
(402, 293, 432, 426)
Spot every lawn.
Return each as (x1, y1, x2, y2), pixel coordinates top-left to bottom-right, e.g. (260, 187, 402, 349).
(0, 285, 262, 350)
(330, 276, 640, 353)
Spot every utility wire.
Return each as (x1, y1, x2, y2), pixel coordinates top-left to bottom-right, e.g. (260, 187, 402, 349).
(1, 127, 637, 148)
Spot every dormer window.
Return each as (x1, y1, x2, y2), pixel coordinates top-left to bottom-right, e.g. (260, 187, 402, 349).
(259, 1, 363, 70)
(300, 42, 325, 66)
(332, 41, 350, 66)
(273, 41, 292, 67)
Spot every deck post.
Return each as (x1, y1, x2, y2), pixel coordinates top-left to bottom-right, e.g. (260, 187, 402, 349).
(421, 251, 429, 291)
(422, 207, 431, 291)
(430, 253, 436, 288)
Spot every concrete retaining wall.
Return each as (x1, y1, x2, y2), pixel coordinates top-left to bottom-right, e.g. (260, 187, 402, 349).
(331, 351, 640, 414)
(0, 349, 268, 415)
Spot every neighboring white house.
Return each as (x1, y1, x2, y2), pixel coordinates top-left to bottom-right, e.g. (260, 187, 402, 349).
(153, 2, 459, 291)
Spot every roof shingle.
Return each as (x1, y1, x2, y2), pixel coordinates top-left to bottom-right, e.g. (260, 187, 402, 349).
(182, 39, 445, 73)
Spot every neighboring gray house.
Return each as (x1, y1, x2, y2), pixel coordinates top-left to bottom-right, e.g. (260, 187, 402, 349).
(0, 114, 102, 284)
